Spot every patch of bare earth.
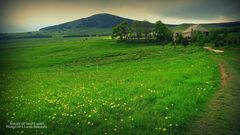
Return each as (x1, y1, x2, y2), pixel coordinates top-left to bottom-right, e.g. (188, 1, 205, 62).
(220, 62, 228, 87)
(203, 47, 224, 53)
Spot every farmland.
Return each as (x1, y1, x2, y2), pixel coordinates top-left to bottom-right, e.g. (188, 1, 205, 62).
(0, 37, 229, 134)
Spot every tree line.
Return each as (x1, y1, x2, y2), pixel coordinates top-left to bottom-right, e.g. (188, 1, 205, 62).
(112, 20, 172, 44)
(112, 20, 240, 47)
(191, 31, 240, 47)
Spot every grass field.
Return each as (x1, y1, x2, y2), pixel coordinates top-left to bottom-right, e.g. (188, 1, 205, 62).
(0, 28, 113, 39)
(0, 37, 222, 135)
(186, 46, 240, 135)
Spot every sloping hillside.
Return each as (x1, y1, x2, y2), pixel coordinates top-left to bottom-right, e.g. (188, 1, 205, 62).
(40, 13, 134, 31)
(170, 21, 240, 32)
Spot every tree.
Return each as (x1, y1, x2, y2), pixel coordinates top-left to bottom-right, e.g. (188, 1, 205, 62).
(191, 31, 206, 45)
(175, 34, 183, 45)
(112, 25, 121, 39)
(142, 21, 154, 40)
(112, 21, 129, 40)
(119, 21, 129, 39)
(131, 21, 143, 40)
(154, 21, 172, 43)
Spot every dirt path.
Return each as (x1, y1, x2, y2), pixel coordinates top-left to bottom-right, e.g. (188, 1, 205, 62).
(203, 47, 224, 53)
(220, 62, 228, 87)
(186, 57, 240, 135)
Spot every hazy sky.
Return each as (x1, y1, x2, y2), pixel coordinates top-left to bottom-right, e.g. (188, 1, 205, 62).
(0, 0, 239, 33)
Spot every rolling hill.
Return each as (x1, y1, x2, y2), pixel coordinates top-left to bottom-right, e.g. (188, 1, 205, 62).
(0, 13, 239, 39)
(39, 13, 240, 34)
(40, 13, 134, 31)
(169, 21, 240, 32)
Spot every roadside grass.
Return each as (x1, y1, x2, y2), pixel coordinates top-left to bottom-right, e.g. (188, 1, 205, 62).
(0, 38, 220, 135)
(186, 46, 240, 135)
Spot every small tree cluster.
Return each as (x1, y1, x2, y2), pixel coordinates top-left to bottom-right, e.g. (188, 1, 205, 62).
(191, 31, 240, 47)
(112, 22, 129, 40)
(154, 21, 172, 43)
(112, 20, 172, 43)
(191, 31, 209, 45)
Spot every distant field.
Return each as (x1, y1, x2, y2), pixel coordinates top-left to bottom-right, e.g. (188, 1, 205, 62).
(1, 21, 239, 40)
(0, 37, 221, 135)
(0, 28, 112, 39)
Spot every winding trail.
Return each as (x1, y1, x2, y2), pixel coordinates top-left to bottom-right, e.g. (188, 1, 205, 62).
(186, 49, 240, 135)
(219, 62, 228, 87)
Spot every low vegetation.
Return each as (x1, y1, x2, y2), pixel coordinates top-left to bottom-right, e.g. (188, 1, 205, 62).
(191, 31, 240, 47)
(112, 20, 240, 47)
(0, 37, 222, 135)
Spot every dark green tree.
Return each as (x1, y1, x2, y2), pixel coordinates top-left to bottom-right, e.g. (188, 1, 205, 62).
(112, 21, 129, 40)
(119, 21, 129, 39)
(112, 26, 121, 39)
(191, 31, 205, 45)
(176, 34, 183, 45)
(154, 21, 172, 43)
(142, 21, 154, 40)
(131, 21, 143, 40)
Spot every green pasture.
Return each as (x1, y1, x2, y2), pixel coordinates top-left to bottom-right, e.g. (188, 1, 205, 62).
(0, 37, 221, 135)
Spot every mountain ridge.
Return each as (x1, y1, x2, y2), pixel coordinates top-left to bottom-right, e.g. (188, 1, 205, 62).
(40, 13, 240, 32)
(40, 13, 134, 31)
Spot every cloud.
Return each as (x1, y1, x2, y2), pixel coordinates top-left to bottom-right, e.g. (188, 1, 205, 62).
(149, 0, 240, 20)
(0, 0, 240, 32)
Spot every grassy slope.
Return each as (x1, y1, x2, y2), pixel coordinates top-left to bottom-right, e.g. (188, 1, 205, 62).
(40, 28, 113, 37)
(0, 38, 220, 135)
(186, 47, 240, 135)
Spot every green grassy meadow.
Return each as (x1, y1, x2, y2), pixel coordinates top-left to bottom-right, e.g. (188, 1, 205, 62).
(186, 46, 240, 135)
(0, 37, 222, 134)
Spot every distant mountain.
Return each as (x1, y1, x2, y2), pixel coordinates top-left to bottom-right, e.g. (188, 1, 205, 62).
(40, 13, 134, 31)
(1, 13, 239, 39)
(168, 23, 193, 32)
(40, 13, 240, 32)
(203, 21, 240, 27)
(170, 21, 240, 32)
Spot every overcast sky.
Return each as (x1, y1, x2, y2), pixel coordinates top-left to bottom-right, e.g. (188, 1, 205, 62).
(0, 0, 239, 33)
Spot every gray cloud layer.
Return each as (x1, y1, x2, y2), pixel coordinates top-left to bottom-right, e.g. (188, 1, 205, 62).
(153, 0, 240, 19)
(57, 0, 240, 20)
(0, 0, 239, 32)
